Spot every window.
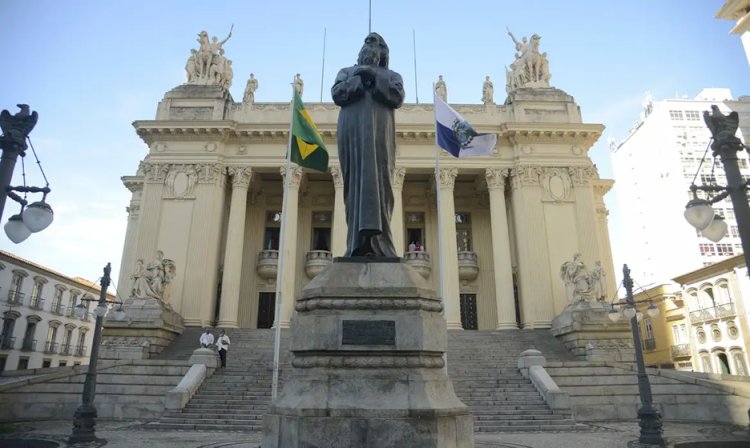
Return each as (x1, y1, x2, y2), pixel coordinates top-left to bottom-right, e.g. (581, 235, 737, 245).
(669, 110, 684, 120)
(310, 211, 332, 251)
(726, 209, 735, 220)
(731, 350, 747, 376)
(58, 360, 67, 367)
(51, 286, 65, 315)
(716, 244, 734, 255)
(0, 356, 6, 372)
(717, 283, 731, 304)
(68, 291, 80, 317)
(0, 315, 17, 349)
(8, 271, 27, 304)
(731, 226, 740, 237)
(700, 174, 717, 184)
(739, 159, 748, 169)
(17, 357, 29, 370)
(455, 213, 472, 252)
(263, 211, 282, 250)
(45, 323, 59, 354)
(42, 359, 51, 368)
(405, 212, 425, 252)
(699, 243, 715, 256)
(685, 111, 701, 121)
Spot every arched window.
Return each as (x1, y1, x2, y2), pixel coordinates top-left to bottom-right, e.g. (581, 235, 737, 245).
(686, 289, 700, 311)
(716, 352, 731, 374)
(700, 284, 716, 309)
(699, 351, 712, 373)
(8, 269, 28, 304)
(716, 281, 731, 305)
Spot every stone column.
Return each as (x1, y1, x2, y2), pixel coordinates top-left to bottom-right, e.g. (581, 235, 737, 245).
(277, 166, 303, 328)
(217, 167, 253, 328)
(510, 165, 553, 329)
(330, 165, 347, 257)
(437, 167, 462, 329)
(391, 167, 406, 256)
(117, 177, 143, 297)
(485, 168, 516, 330)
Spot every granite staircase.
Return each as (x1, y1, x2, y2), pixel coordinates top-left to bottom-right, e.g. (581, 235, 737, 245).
(149, 328, 581, 432)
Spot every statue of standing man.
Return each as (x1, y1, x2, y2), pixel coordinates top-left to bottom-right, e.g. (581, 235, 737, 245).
(331, 33, 405, 257)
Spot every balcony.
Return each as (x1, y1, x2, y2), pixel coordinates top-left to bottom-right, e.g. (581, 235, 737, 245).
(457, 251, 479, 282)
(689, 303, 736, 323)
(305, 250, 332, 279)
(404, 251, 431, 278)
(256, 250, 279, 283)
(60, 343, 72, 355)
(643, 338, 656, 351)
(0, 336, 16, 350)
(21, 339, 36, 352)
(671, 343, 691, 359)
(50, 302, 65, 316)
(29, 296, 45, 310)
(44, 341, 59, 354)
(65, 306, 76, 318)
(74, 345, 87, 357)
(7, 291, 24, 305)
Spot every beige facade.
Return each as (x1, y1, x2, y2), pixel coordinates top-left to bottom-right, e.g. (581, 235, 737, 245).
(119, 84, 615, 331)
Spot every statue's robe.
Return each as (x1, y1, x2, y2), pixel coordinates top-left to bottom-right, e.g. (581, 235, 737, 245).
(332, 65, 404, 257)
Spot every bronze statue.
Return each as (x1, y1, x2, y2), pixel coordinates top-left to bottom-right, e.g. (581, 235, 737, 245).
(331, 33, 405, 257)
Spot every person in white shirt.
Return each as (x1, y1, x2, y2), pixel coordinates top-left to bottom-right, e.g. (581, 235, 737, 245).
(216, 329, 230, 368)
(199, 328, 214, 348)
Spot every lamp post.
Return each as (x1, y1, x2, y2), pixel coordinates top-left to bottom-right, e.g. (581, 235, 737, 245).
(68, 263, 125, 445)
(684, 105, 750, 271)
(608, 265, 664, 446)
(0, 104, 54, 243)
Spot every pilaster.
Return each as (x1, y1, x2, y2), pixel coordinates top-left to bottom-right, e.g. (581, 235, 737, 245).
(485, 168, 516, 330)
(277, 166, 303, 328)
(118, 176, 144, 298)
(437, 167, 462, 329)
(569, 166, 602, 273)
(391, 167, 406, 256)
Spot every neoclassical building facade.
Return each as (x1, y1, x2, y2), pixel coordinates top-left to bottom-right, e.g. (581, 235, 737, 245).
(118, 82, 614, 331)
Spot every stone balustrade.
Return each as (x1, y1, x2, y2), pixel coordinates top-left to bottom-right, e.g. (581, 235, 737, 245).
(457, 251, 479, 282)
(403, 251, 431, 278)
(304, 250, 332, 279)
(256, 250, 279, 282)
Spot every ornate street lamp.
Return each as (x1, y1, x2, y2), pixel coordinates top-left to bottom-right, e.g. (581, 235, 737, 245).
(68, 263, 125, 445)
(608, 265, 665, 446)
(0, 104, 54, 243)
(683, 105, 750, 270)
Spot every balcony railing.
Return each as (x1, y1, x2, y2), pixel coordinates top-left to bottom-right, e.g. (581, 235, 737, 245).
(21, 339, 36, 352)
(404, 251, 431, 278)
(689, 303, 736, 323)
(256, 250, 279, 283)
(7, 290, 24, 305)
(44, 341, 59, 354)
(305, 250, 332, 279)
(0, 336, 16, 350)
(74, 345, 87, 357)
(671, 343, 691, 359)
(457, 251, 479, 282)
(65, 306, 76, 318)
(643, 338, 656, 351)
(50, 302, 65, 316)
(60, 343, 72, 355)
(29, 296, 45, 310)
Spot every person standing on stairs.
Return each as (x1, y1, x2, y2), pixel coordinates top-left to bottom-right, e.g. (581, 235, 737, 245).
(216, 329, 230, 368)
(199, 328, 214, 348)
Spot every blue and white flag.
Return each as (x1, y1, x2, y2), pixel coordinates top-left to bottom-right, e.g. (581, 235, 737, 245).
(435, 94, 496, 158)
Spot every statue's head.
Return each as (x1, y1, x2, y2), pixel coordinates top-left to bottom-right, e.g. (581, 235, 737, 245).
(358, 32, 389, 68)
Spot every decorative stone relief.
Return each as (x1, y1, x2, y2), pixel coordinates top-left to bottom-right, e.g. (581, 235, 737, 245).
(728, 321, 739, 340)
(560, 254, 606, 304)
(142, 162, 170, 184)
(484, 168, 508, 190)
(280, 165, 304, 188)
(696, 327, 707, 344)
(509, 165, 542, 190)
(164, 164, 199, 199)
(540, 167, 573, 202)
(437, 167, 458, 189)
(568, 166, 596, 186)
(238, 145, 247, 154)
(130, 250, 176, 303)
(711, 324, 722, 342)
(330, 165, 343, 189)
(205, 142, 218, 152)
(126, 204, 141, 219)
(196, 163, 225, 185)
(505, 30, 551, 93)
(186, 28, 234, 88)
(571, 146, 582, 155)
(227, 166, 253, 189)
(392, 167, 406, 189)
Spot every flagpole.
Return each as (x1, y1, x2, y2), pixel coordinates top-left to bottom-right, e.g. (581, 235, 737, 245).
(413, 29, 419, 104)
(433, 89, 448, 373)
(271, 81, 296, 401)
(319, 28, 327, 103)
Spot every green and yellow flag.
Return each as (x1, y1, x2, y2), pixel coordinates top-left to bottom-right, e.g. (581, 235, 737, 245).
(290, 90, 328, 172)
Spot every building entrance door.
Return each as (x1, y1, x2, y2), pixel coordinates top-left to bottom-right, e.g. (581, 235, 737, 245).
(459, 294, 478, 330)
(257, 293, 276, 329)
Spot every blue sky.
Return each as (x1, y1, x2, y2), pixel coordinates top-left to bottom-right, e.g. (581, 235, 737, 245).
(1, 0, 748, 291)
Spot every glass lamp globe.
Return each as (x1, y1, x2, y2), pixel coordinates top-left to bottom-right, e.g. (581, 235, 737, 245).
(74, 303, 87, 319)
(623, 306, 637, 319)
(112, 306, 126, 321)
(94, 303, 108, 318)
(636, 311, 644, 322)
(4, 214, 31, 243)
(608, 308, 621, 321)
(701, 215, 727, 243)
(684, 198, 714, 230)
(22, 200, 54, 233)
(646, 303, 660, 317)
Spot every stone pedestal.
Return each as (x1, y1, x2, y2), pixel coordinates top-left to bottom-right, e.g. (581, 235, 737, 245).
(262, 259, 474, 448)
(550, 301, 634, 363)
(101, 297, 184, 359)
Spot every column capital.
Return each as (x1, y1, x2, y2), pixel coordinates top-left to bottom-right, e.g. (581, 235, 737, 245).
(484, 168, 509, 190)
(126, 204, 140, 219)
(196, 163, 227, 186)
(227, 166, 253, 189)
(122, 177, 144, 193)
(509, 165, 542, 190)
(392, 167, 406, 189)
(568, 165, 597, 186)
(437, 167, 458, 189)
(330, 164, 344, 189)
(280, 165, 304, 188)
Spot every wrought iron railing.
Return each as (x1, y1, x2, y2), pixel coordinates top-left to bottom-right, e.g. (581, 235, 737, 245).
(689, 303, 735, 323)
(21, 339, 36, 352)
(29, 296, 45, 310)
(60, 343, 72, 355)
(50, 302, 65, 315)
(7, 290, 24, 305)
(643, 338, 656, 351)
(44, 341, 58, 354)
(671, 343, 691, 359)
(0, 336, 16, 350)
(74, 345, 87, 357)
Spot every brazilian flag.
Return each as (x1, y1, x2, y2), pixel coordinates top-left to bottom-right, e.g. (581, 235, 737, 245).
(290, 90, 328, 172)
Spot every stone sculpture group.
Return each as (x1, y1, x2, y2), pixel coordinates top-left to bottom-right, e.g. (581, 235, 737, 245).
(506, 28, 551, 93)
(560, 253, 606, 304)
(131, 250, 176, 302)
(185, 27, 234, 88)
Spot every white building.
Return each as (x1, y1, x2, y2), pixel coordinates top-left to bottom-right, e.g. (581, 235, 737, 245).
(0, 251, 112, 371)
(717, 0, 750, 65)
(612, 89, 750, 285)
